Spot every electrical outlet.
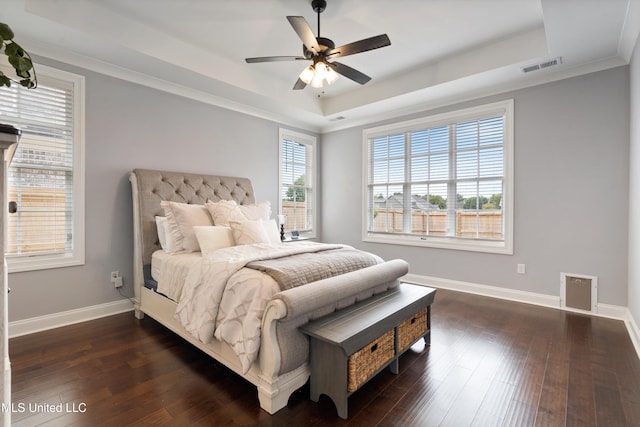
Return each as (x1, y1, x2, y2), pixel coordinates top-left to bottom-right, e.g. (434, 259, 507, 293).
(111, 271, 122, 288)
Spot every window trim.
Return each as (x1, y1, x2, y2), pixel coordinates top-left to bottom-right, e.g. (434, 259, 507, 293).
(2, 63, 85, 273)
(362, 99, 514, 254)
(278, 128, 317, 239)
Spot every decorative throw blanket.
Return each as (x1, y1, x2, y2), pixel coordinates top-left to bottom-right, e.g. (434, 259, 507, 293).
(246, 248, 380, 290)
(174, 241, 382, 373)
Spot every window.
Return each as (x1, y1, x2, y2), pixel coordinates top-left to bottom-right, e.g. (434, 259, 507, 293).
(279, 128, 316, 238)
(363, 100, 513, 254)
(0, 64, 85, 272)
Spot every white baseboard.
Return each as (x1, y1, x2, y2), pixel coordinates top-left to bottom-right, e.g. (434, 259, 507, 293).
(402, 273, 561, 309)
(626, 310, 640, 360)
(597, 303, 629, 320)
(9, 299, 134, 339)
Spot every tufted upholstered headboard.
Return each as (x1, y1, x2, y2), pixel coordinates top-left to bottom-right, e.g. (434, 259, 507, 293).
(129, 169, 255, 287)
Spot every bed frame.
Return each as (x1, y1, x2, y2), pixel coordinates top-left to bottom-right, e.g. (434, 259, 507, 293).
(129, 168, 409, 414)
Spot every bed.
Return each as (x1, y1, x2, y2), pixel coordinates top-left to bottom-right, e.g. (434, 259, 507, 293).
(129, 168, 409, 414)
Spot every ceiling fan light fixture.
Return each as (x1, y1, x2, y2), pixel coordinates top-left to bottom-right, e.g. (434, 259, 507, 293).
(325, 66, 339, 84)
(314, 61, 329, 79)
(310, 72, 325, 88)
(299, 65, 315, 84)
(300, 61, 339, 88)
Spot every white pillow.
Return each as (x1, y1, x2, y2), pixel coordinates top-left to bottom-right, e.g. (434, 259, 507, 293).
(263, 218, 282, 244)
(155, 216, 180, 252)
(193, 226, 235, 256)
(155, 216, 167, 249)
(206, 200, 272, 226)
(229, 220, 271, 245)
(161, 201, 213, 252)
(205, 200, 245, 226)
(239, 200, 271, 221)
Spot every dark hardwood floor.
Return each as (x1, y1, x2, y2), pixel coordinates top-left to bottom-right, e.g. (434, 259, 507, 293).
(9, 289, 640, 426)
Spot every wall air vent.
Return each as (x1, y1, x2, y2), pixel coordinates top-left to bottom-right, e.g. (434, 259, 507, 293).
(521, 57, 563, 73)
(560, 272, 598, 313)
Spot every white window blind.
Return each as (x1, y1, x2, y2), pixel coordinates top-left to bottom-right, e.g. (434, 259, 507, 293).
(0, 65, 85, 271)
(364, 100, 513, 254)
(279, 129, 316, 236)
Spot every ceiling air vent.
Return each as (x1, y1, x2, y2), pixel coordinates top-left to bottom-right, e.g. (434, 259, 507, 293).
(521, 57, 562, 73)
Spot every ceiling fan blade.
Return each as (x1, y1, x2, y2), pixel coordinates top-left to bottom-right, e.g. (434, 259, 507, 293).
(327, 34, 391, 59)
(287, 16, 320, 55)
(327, 61, 371, 85)
(245, 56, 306, 63)
(293, 78, 307, 90)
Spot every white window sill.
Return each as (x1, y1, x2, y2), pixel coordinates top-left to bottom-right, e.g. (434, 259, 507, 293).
(6, 253, 85, 273)
(363, 233, 513, 255)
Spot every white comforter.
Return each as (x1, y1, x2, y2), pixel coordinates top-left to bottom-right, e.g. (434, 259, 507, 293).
(175, 241, 345, 373)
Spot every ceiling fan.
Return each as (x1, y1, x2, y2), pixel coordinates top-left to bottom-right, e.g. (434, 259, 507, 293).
(245, 0, 391, 90)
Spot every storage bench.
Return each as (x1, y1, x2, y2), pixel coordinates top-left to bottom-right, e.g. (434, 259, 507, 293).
(300, 283, 436, 419)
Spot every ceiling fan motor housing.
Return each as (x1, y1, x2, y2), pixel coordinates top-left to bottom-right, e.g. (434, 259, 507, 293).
(303, 36, 335, 58)
(312, 0, 327, 13)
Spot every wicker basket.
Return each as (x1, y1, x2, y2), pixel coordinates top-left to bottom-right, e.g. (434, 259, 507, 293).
(397, 308, 427, 352)
(347, 329, 395, 392)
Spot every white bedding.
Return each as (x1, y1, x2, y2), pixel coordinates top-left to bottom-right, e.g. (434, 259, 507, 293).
(175, 241, 346, 373)
(151, 251, 202, 301)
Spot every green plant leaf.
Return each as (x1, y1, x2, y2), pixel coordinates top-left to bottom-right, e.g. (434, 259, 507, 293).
(0, 73, 11, 87)
(20, 78, 34, 88)
(0, 24, 37, 90)
(11, 56, 32, 72)
(8, 55, 31, 72)
(0, 23, 15, 40)
(4, 41, 19, 56)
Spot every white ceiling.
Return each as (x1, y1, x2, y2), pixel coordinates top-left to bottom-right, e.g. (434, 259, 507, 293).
(3, 0, 639, 132)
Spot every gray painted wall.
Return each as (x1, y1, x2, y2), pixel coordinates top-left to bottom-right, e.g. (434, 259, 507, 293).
(6, 56, 632, 322)
(8, 56, 315, 322)
(322, 67, 630, 306)
(629, 38, 640, 326)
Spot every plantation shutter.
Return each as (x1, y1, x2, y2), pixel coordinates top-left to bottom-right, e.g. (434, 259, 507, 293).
(0, 77, 75, 257)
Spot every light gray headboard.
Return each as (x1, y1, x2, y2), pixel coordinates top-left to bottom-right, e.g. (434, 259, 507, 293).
(129, 169, 255, 282)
